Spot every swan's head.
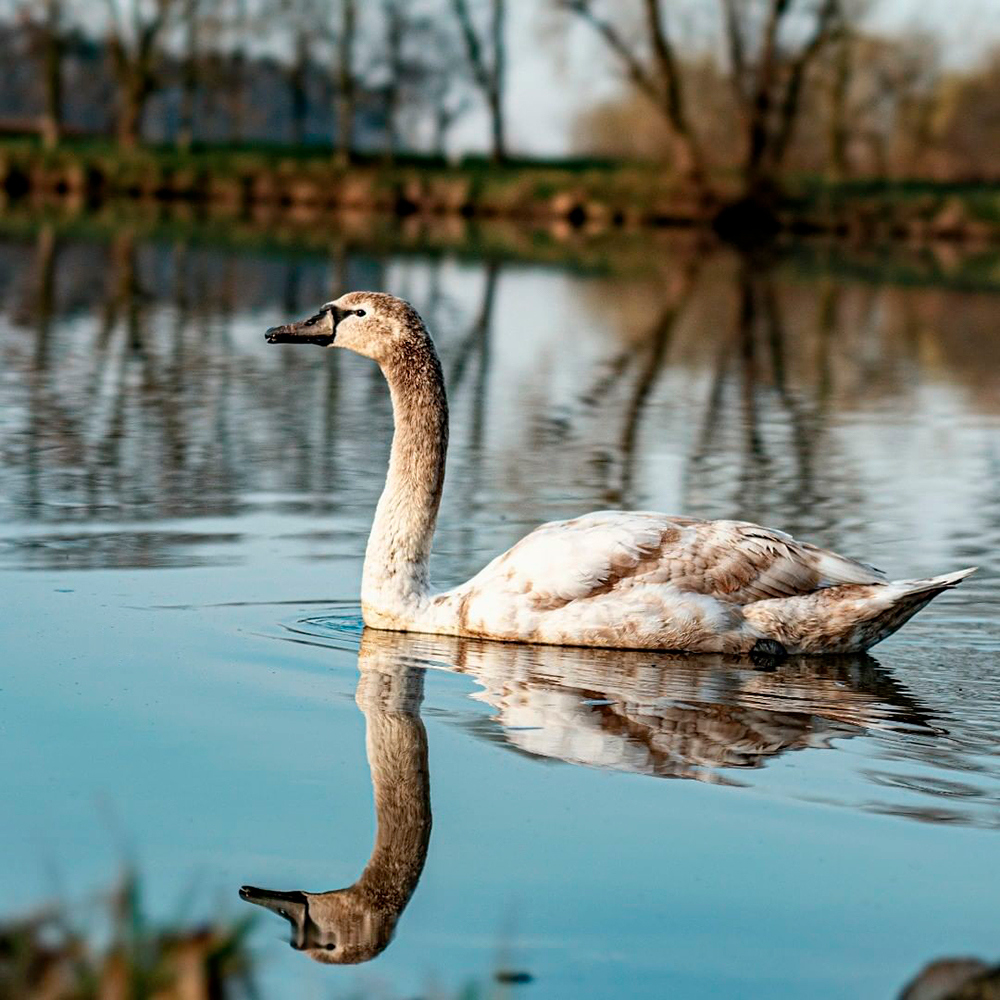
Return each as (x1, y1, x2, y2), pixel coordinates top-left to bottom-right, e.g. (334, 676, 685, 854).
(265, 291, 428, 363)
(239, 884, 398, 965)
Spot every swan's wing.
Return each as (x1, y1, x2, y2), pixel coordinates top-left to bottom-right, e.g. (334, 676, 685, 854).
(470, 511, 885, 607)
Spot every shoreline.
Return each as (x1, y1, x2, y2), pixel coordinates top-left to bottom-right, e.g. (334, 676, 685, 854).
(2, 200, 999, 295)
(1, 141, 999, 245)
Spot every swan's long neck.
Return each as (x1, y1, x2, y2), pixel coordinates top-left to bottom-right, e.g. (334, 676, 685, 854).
(361, 336, 448, 622)
(355, 663, 431, 911)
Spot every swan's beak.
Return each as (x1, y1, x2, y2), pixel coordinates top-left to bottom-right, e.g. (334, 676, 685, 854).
(265, 308, 336, 346)
(240, 886, 311, 948)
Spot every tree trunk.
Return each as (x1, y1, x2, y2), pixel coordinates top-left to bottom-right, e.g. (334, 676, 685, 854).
(334, 0, 357, 166)
(487, 86, 505, 163)
(229, 50, 246, 143)
(488, 0, 506, 162)
(826, 34, 851, 181)
(336, 84, 355, 166)
(176, 0, 199, 152)
(177, 68, 197, 151)
(383, 0, 403, 161)
(39, 0, 63, 151)
(290, 31, 310, 147)
(117, 81, 147, 150)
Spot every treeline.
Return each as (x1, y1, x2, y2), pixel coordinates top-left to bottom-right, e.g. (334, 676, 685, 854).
(566, 2, 1000, 196)
(0, 0, 507, 160)
(2, 0, 999, 224)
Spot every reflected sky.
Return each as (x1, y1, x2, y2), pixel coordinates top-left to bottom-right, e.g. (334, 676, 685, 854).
(1, 217, 998, 999)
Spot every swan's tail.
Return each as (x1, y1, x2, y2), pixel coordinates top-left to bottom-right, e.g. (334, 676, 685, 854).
(743, 567, 977, 654)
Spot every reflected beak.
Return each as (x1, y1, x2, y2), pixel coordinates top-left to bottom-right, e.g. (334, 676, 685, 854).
(239, 886, 311, 949)
(265, 309, 335, 346)
(239, 885, 308, 913)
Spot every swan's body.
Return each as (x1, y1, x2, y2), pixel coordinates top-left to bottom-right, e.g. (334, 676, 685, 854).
(266, 291, 975, 656)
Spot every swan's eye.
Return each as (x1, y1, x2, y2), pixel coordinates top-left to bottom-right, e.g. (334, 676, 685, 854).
(355, 309, 366, 317)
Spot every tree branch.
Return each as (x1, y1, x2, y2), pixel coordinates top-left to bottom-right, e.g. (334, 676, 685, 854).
(768, 0, 843, 168)
(558, 0, 664, 113)
(451, 0, 492, 94)
(720, 0, 748, 108)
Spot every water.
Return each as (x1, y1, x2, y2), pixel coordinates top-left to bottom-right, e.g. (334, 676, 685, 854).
(1, 217, 999, 998)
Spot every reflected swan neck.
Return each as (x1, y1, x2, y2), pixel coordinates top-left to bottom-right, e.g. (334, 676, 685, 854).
(355, 665, 432, 911)
(361, 332, 449, 624)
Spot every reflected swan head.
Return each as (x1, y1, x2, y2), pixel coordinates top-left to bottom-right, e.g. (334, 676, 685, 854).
(265, 291, 430, 363)
(239, 885, 399, 964)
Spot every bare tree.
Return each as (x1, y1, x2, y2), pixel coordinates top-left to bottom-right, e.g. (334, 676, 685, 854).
(428, 49, 472, 156)
(277, 0, 361, 161)
(561, 0, 847, 202)
(824, 23, 853, 180)
(105, 0, 179, 149)
(377, 1, 472, 158)
(272, 0, 321, 145)
(451, 0, 507, 162)
(721, 0, 845, 195)
(558, 0, 707, 193)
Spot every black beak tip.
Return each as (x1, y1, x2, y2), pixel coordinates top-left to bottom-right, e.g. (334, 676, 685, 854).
(264, 328, 278, 343)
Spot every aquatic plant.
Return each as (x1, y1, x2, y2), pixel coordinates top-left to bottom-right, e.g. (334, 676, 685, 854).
(0, 868, 255, 1000)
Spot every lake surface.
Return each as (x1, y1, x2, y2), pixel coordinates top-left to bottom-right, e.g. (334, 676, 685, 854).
(2, 216, 999, 998)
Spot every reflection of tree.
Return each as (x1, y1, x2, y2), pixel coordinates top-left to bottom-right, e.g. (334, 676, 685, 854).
(3, 224, 996, 577)
(25, 225, 59, 516)
(447, 258, 498, 450)
(441, 260, 499, 576)
(240, 630, 431, 965)
(684, 253, 866, 538)
(552, 256, 701, 507)
(2, 231, 358, 567)
(613, 258, 700, 504)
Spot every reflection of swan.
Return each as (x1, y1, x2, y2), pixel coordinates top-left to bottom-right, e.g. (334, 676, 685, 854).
(265, 292, 974, 654)
(240, 633, 431, 965)
(355, 628, 933, 784)
(899, 956, 999, 1000)
(242, 628, 938, 966)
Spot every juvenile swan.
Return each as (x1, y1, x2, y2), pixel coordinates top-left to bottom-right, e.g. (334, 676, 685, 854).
(265, 292, 975, 655)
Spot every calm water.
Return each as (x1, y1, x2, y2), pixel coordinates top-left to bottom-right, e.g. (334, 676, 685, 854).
(2, 218, 999, 998)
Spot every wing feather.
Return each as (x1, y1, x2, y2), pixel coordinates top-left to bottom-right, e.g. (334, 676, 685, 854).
(468, 511, 885, 608)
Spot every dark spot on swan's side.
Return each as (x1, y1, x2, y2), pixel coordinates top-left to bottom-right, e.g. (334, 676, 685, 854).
(750, 637, 787, 668)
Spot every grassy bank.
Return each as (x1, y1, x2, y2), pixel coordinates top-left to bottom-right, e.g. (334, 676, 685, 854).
(0, 138, 713, 229)
(3, 138, 999, 242)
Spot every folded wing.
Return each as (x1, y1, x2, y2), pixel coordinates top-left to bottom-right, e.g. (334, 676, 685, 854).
(471, 511, 886, 609)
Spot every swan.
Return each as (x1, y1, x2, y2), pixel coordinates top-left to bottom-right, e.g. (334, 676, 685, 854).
(240, 639, 430, 965)
(265, 291, 976, 656)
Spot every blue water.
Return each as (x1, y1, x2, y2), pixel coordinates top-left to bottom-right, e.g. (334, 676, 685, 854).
(2, 225, 998, 998)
